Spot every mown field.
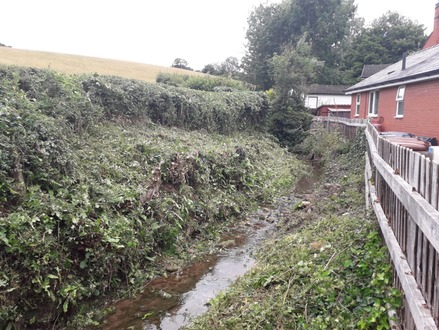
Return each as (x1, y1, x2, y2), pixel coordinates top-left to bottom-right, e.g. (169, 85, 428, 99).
(0, 47, 203, 83)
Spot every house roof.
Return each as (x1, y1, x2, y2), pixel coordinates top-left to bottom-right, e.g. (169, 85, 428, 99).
(360, 64, 391, 78)
(306, 84, 350, 95)
(346, 44, 439, 94)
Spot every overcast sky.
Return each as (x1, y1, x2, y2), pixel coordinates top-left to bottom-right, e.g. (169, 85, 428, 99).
(1, 0, 436, 71)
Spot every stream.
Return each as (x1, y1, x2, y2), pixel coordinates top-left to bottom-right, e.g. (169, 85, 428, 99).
(101, 164, 320, 330)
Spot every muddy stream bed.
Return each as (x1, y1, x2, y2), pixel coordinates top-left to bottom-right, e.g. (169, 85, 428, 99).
(100, 165, 320, 330)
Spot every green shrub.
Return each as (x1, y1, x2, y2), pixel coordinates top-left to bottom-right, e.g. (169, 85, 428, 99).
(80, 74, 268, 133)
(268, 106, 313, 150)
(156, 72, 254, 92)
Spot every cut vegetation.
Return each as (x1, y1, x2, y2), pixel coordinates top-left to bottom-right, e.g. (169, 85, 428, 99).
(0, 61, 398, 329)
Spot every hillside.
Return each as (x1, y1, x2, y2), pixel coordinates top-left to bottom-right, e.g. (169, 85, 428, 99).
(0, 47, 203, 83)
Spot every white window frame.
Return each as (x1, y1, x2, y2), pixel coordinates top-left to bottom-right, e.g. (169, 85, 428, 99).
(307, 96, 318, 109)
(395, 86, 405, 118)
(368, 91, 379, 117)
(355, 94, 361, 116)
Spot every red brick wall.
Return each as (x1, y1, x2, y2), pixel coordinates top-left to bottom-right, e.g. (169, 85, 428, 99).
(350, 80, 439, 140)
(382, 80, 439, 139)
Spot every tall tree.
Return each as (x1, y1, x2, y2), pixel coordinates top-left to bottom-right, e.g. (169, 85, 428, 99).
(241, 3, 288, 90)
(268, 39, 323, 149)
(242, 0, 358, 89)
(345, 12, 427, 80)
(287, 0, 357, 67)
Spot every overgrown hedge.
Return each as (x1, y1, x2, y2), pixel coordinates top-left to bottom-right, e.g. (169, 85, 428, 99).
(156, 72, 255, 92)
(0, 66, 270, 204)
(0, 65, 302, 328)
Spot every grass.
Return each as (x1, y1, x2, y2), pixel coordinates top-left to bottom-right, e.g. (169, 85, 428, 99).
(0, 47, 203, 83)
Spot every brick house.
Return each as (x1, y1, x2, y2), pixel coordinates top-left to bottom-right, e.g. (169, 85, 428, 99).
(344, 2, 439, 141)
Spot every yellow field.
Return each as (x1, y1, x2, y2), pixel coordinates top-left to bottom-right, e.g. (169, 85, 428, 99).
(0, 47, 203, 83)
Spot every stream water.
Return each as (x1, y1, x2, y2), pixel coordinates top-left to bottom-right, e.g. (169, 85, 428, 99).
(101, 210, 281, 330)
(101, 164, 320, 330)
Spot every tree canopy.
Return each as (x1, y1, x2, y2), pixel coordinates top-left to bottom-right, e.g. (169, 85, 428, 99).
(201, 57, 241, 78)
(344, 11, 428, 80)
(242, 0, 359, 89)
(242, 0, 427, 89)
(171, 58, 193, 71)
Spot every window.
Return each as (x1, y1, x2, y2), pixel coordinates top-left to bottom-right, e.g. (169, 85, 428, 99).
(355, 94, 361, 116)
(396, 86, 405, 117)
(368, 91, 379, 116)
(307, 96, 318, 109)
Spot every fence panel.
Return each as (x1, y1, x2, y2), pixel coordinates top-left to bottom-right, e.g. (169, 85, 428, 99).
(326, 118, 439, 329)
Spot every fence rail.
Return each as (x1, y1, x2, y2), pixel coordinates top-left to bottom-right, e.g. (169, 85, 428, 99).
(322, 116, 439, 329)
(312, 116, 367, 140)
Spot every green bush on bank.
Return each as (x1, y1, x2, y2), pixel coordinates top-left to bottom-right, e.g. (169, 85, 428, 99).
(156, 72, 254, 92)
(82, 74, 268, 133)
(0, 65, 303, 328)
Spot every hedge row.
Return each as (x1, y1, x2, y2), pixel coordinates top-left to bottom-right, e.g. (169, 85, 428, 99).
(0, 65, 270, 205)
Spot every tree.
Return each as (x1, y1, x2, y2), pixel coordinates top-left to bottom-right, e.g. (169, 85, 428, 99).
(287, 0, 357, 66)
(171, 58, 193, 71)
(202, 57, 241, 78)
(268, 39, 323, 149)
(221, 57, 241, 78)
(344, 12, 427, 80)
(242, 0, 358, 89)
(271, 38, 323, 103)
(242, 3, 287, 90)
(201, 63, 221, 75)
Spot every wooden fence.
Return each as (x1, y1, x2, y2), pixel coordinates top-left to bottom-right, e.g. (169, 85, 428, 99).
(311, 116, 367, 140)
(321, 116, 439, 329)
